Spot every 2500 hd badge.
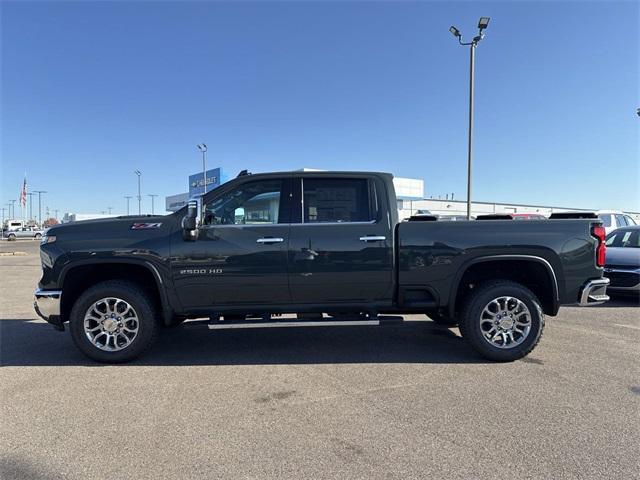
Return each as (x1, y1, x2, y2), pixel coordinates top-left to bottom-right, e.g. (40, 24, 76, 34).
(180, 268, 223, 275)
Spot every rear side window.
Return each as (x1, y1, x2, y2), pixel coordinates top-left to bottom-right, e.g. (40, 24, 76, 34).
(607, 230, 640, 248)
(302, 178, 372, 223)
(624, 215, 636, 226)
(598, 214, 612, 227)
(615, 214, 627, 227)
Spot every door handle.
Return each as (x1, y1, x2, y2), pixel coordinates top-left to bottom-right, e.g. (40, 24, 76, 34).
(256, 237, 284, 244)
(359, 235, 386, 242)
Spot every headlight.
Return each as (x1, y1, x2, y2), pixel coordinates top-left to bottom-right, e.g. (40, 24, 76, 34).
(41, 235, 56, 245)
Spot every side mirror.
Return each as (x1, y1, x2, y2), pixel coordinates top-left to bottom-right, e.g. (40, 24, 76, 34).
(182, 198, 201, 241)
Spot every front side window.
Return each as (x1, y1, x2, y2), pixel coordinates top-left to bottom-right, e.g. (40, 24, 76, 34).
(302, 178, 373, 223)
(203, 179, 282, 225)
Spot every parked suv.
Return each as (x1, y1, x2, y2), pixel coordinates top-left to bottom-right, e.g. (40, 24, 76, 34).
(6, 226, 45, 241)
(597, 210, 637, 236)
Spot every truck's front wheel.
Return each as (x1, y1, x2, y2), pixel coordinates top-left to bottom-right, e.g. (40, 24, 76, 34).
(459, 280, 544, 362)
(69, 280, 158, 363)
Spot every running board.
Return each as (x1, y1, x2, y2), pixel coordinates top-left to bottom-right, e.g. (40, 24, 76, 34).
(185, 315, 404, 330)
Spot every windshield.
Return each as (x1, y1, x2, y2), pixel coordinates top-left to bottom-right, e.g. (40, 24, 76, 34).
(605, 229, 640, 248)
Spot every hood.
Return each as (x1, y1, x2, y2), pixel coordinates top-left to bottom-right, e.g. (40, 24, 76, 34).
(605, 247, 640, 268)
(48, 215, 168, 234)
(45, 214, 179, 252)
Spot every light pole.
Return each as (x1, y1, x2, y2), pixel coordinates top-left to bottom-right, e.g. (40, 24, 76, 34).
(197, 143, 208, 194)
(27, 192, 35, 221)
(54, 209, 59, 221)
(33, 191, 46, 226)
(148, 194, 158, 215)
(134, 170, 142, 215)
(1, 207, 6, 237)
(124, 195, 133, 215)
(449, 17, 490, 220)
(107, 206, 113, 215)
(8, 200, 16, 220)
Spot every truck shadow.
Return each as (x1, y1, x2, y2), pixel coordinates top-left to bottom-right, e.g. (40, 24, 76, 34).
(0, 319, 489, 367)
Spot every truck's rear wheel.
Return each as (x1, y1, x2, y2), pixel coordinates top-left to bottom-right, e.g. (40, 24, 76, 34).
(459, 280, 544, 362)
(69, 280, 158, 363)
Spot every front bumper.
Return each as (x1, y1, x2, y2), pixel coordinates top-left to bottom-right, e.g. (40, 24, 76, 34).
(34, 288, 64, 330)
(578, 278, 610, 306)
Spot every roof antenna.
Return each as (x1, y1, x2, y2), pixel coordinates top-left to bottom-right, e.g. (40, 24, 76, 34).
(237, 170, 251, 177)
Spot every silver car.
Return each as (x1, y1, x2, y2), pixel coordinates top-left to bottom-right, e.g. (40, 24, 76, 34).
(604, 226, 640, 296)
(5, 226, 45, 241)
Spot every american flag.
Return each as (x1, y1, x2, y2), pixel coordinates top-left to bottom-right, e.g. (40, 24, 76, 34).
(20, 176, 27, 207)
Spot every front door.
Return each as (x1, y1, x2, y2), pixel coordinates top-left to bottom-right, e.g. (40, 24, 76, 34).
(287, 176, 394, 305)
(171, 176, 292, 309)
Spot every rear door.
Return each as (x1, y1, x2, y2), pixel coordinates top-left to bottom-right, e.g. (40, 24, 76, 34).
(287, 175, 394, 305)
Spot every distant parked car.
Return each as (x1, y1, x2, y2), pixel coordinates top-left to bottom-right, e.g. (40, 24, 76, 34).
(604, 226, 640, 297)
(5, 226, 45, 241)
(512, 213, 547, 220)
(597, 210, 637, 236)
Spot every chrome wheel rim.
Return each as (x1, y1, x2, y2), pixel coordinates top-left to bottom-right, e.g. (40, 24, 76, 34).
(480, 296, 531, 349)
(84, 297, 139, 352)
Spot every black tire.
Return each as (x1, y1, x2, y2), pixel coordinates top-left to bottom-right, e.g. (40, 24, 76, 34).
(7, 234, 16, 241)
(34, 233, 42, 240)
(69, 280, 158, 363)
(426, 313, 458, 327)
(459, 280, 545, 362)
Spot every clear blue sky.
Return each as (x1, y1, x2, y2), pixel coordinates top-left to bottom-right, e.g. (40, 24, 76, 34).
(1, 0, 639, 216)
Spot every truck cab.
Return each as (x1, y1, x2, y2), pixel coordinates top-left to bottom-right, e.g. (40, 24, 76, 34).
(173, 172, 396, 314)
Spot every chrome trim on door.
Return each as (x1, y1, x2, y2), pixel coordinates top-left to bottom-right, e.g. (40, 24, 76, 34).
(256, 237, 284, 244)
(359, 235, 386, 242)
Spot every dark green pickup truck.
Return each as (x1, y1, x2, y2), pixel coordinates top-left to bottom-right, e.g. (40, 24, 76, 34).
(35, 171, 609, 363)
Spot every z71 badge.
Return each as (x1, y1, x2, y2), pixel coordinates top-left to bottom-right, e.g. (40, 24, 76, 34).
(131, 222, 162, 230)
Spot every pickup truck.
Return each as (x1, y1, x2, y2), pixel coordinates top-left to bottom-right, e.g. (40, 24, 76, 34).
(34, 171, 610, 363)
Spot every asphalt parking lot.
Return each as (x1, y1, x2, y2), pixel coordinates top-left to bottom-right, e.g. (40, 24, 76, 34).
(1, 240, 639, 479)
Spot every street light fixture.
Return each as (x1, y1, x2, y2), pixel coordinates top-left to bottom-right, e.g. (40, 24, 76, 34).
(134, 170, 142, 215)
(449, 16, 491, 220)
(478, 17, 490, 30)
(196, 143, 208, 194)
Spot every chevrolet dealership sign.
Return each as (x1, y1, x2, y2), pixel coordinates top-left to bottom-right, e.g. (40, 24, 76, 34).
(188, 167, 223, 197)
